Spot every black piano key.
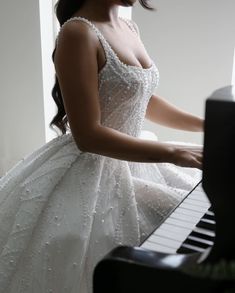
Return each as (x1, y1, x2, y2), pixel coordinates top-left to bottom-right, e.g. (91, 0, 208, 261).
(183, 235, 214, 249)
(208, 206, 214, 213)
(202, 211, 215, 221)
(196, 218, 216, 231)
(176, 206, 215, 254)
(177, 243, 204, 254)
(190, 230, 215, 242)
(193, 226, 215, 238)
(177, 245, 196, 254)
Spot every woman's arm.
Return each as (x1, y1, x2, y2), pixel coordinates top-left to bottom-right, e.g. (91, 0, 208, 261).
(145, 94, 204, 132)
(54, 21, 202, 169)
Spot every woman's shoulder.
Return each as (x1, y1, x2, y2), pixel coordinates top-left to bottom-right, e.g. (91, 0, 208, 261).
(56, 17, 99, 48)
(54, 18, 100, 73)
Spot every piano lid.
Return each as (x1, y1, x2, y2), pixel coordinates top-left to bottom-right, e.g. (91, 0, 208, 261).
(202, 84, 235, 262)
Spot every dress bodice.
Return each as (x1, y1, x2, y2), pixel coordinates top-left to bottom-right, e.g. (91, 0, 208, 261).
(57, 16, 160, 137)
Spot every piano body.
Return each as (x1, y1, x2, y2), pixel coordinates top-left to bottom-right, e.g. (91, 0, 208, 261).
(93, 85, 235, 292)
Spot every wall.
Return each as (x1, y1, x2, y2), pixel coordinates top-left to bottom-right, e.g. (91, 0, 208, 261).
(0, 0, 46, 176)
(133, 0, 235, 144)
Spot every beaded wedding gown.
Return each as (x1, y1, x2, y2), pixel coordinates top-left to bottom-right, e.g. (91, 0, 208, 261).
(0, 16, 202, 293)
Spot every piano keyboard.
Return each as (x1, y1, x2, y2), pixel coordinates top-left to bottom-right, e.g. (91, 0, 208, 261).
(140, 182, 216, 254)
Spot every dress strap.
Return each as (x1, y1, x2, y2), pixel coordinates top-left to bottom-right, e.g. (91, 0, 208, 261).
(56, 16, 111, 59)
(119, 17, 140, 38)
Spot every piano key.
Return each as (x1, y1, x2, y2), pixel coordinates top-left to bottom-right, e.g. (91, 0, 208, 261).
(196, 218, 216, 231)
(190, 230, 215, 242)
(176, 220, 215, 253)
(205, 210, 214, 217)
(185, 198, 210, 208)
(147, 235, 181, 250)
(170, 212, 200, 224)
(187, 193, 210, 203)
(157, 222, 192, 234)
(180, 202, 209, 213)
(141, 240, 176, 254)
(175, 207, 204, 217)
(159, 205, 204, 231)
(165, 217, 198, 230)
(178, 243, 205, 253)
(140, 182, 215, 255)
(185, 193, 209, 202)
(202, 212, 215, 221)
(177, 233, 214, 253)
(208, 206, 214, 212)
(177, 245, 198, 254)
(193, 226, 215, 238)
(184, 235, 214, 248)
(153, 227, 189, 242)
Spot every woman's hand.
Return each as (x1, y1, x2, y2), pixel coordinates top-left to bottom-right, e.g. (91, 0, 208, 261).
(171, 145, 203, 169)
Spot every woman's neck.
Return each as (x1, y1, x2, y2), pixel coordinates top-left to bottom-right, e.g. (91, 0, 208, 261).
(72, 0, 120, 23)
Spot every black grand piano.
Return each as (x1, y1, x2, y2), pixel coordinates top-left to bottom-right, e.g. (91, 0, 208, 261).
(93, 85, 235, 292)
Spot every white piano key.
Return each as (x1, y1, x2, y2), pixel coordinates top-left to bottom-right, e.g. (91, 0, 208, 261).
(188, 193, 210, 203)
(170, 212, 199, 224)
(205, 210, 214, 217)
(200, 218, 216, 225)
(180, 202, 209, 213)
(157, 222, 192, 234)
(185, 198, 210, 208)
(165, 217, 197, 230)
(147, 234, 181, 250)
(152, 227, 189, 242)
(175, 207, 205, 218)
(141, 241, 176, 254)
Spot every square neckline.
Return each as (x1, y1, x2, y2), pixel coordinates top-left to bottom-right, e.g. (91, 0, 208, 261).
(69, 16, 154, 72)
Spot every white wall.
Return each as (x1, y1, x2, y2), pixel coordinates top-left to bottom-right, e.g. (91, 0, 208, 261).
(133, 0, 235, 144)
(0, 0, 46, 176)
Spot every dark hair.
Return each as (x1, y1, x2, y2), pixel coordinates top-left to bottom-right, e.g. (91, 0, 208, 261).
(50, 0, 154, 135)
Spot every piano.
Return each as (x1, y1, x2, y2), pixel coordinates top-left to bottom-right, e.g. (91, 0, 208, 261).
(93, 85, 235, 292)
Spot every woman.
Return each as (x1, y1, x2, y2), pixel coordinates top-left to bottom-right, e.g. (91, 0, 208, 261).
(0, 0, 203, 292)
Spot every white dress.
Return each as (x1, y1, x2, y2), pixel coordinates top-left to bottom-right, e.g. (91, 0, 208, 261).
(0, 16, 202, 293)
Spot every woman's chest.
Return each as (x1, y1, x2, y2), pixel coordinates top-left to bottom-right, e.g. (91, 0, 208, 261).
(97, 31, 153, 73)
